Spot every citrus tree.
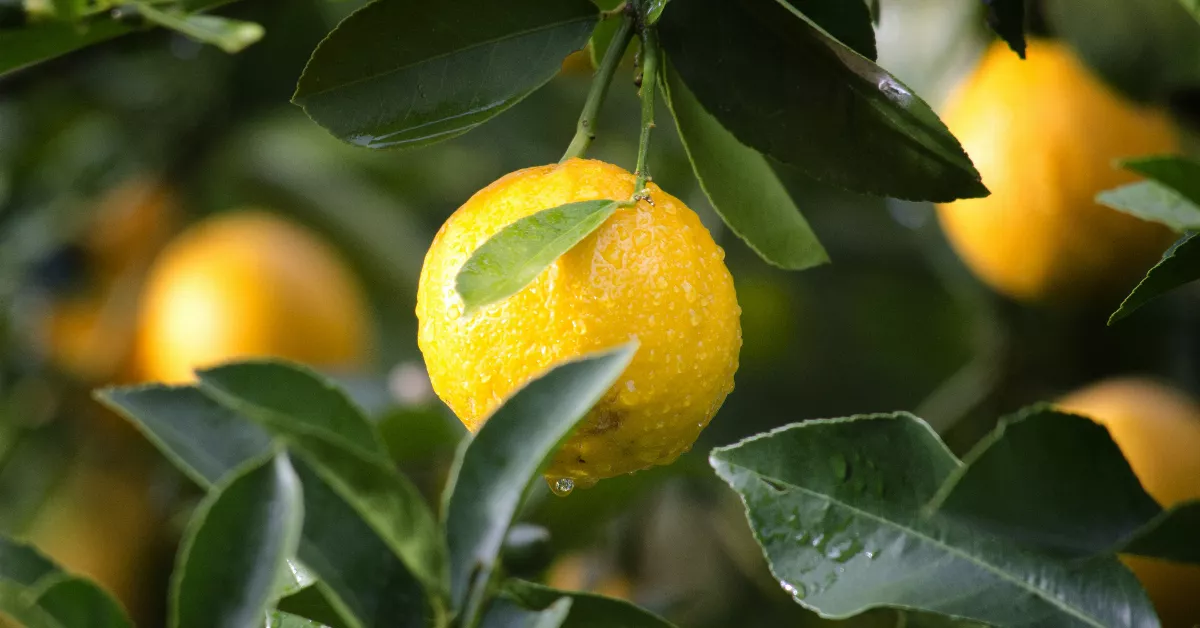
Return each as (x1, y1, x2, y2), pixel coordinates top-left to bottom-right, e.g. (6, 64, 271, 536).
(1, 0, 1199, 627)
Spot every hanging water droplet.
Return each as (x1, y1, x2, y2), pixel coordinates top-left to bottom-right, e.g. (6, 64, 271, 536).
(548, 477, 575, 496)
(780, 580, 807, 601)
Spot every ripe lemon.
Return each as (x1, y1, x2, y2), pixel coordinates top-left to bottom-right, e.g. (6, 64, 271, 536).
(1058, 378, 1200, 627)
(135, 211, 371, 383)
(936, 40, 1178, 303)
(416, 158, 741, 488)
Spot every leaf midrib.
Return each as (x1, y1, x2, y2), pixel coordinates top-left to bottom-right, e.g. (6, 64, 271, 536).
(297, 13, 595, 100)
(723, 461, 1109, 628)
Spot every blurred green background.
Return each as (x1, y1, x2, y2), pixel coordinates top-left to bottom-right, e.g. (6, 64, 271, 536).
(2, 0, 1200, 626)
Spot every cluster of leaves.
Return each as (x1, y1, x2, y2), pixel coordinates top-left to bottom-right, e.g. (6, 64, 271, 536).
(0, 348, 681, 627)
(1096, 156, 1200, 323)
(714, 406, 1200, 627)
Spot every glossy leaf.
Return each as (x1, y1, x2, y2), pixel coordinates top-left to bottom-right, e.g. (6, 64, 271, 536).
(712, 413, 1158, 627)
(455, 200, 622, 315)
(1119, 502, 1200, 563)
(196, 361, 387, 460)
(927, 407, 1163, 555)
(195, 361, 446, 600)
(172, 453, 304, 628)
(662, 61, 827, 270)
(293, 0, 598, 149)
(1183, 0, 1200, 22)
(659, 0, 985, 202)
(501, 580, 676, 628)
(776, 0, 876, 60)
(1109, 232, 1200, 324)
(482, 597, 572, 628)
(33, 576, 134, 628)
(267, 611, 330, 628)
(984, 0, 1027, 58)
(277, 585, 349, 628)
(445, 344, 637, 610)
(95, 385, 272, 489)
(1098, 182, 1200, 232)
(292, 460, 432, 628)
(642, 0, 670, 24)
(135, 4, 264, 54)
(1122, 156, 1200, 204)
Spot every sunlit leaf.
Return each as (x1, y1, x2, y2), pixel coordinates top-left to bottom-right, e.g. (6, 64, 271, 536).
(135, 4, 264, 54)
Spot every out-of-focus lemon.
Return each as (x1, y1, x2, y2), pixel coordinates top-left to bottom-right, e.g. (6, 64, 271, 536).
(1058, 378, 1200, 627)
(936, 40, 1178, 303)
(547, 552, 633, 600)
(417, 158, 741, 488)
(135, 211, 371, 383)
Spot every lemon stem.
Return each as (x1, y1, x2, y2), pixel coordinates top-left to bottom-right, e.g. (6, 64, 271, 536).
(633, 23, 659, 195)
(560, 12, 636, 163)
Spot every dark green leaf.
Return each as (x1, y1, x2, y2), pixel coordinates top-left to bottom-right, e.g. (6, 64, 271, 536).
(95, 385, 272, 489)
(267, 610, 329, 628)
(926, 407, 1163, 555)
(195, 361, 386, 460)
(0, 21, 134, 77)
(1109, 232, 1200, 324)
(1119, 502, 1200, 563)
(1122, 156, 1200, 205)
(277, 563, 318, 600)
(135, 4, 264, 54)
(277, 585, 349, 628)
(445, 344, 637, 610)
(711, 413, 1157, 626)
(984, 0, 1027, 58)
(662, 61, 827, 270)
(377, 407, 466, 464)
(0, 536, 59, 586)
(482, 597, 572, 628)
(501, 580, 675, 628)
(172, 453, 304, 628)
(32, 576, 133, 628)
(659, 0, 985, 202)
(1097, 181, 1200, 232)
(195, 362, 447, 602)
(775, 0, 877, 60)
(293, 0, 598, 149)
(292, 461, 433, 628)
(50, 0, 86, 21)
(455, 200, 622, 315)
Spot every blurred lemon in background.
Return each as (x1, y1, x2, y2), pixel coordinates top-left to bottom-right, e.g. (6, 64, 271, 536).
(417, 158, 741, 489)
(547, 552, 633, 600)
(1058, 377, 1200, 627)
(135, 210, 371, 383)
(936, 40, 1178, 303)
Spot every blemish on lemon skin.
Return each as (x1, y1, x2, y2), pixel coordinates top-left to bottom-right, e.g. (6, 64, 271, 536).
(417, 159, 741, 484)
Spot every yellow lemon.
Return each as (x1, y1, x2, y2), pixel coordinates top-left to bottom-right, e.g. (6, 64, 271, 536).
(936, 40, 1178, 303)
(547, 552, 633, 600)
(417, 158, 741, 488)
(1058, 378, 1200, 627)
(135, 211, 371, 383)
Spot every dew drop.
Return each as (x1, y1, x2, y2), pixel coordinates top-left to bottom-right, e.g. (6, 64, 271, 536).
(548, 477, 575, 496)
(780, 580, 807, 601)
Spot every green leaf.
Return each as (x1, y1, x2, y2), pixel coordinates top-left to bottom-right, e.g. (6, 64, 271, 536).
(659, 0, 985, 202)
(662, 61, 828, 270)
(0, 582, 63, 628)
(455, 200, 622, 315)
(195, 361, 447, 602)
(277, 585, 349, 628)
(1122, 155, 1200, 205)
(926, 407, 1164, 555)
(172, 452, 304, 628)
(984, 0, 1027, 58)
(482, 597, 572, 628)
(500, 580, 675, 628)
(277, 562, 318, 600)
(292, 461, 433, 628)
(195, 361, 387, 460)
(1119, 501, 1200, 563)
(135, 4, 264, 54)
(95, 385, 272, 489)
(587, 13, 635, 69)
(293, 0, 598, 149)
(1182, 0, 1200, 22)
(774, 0, 876, 60)
(711, 413, 1158, 626)
(0, 536, 59, 586)
(642, 0, 670, 24)
(445, 344, 637, 611)
(32, 576, 133, 628)
(1097, 182, 1200, 232)
(267, 610, 330, 628)
(1109, 231, 1200, 324)
(0, 21, 134, 77)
